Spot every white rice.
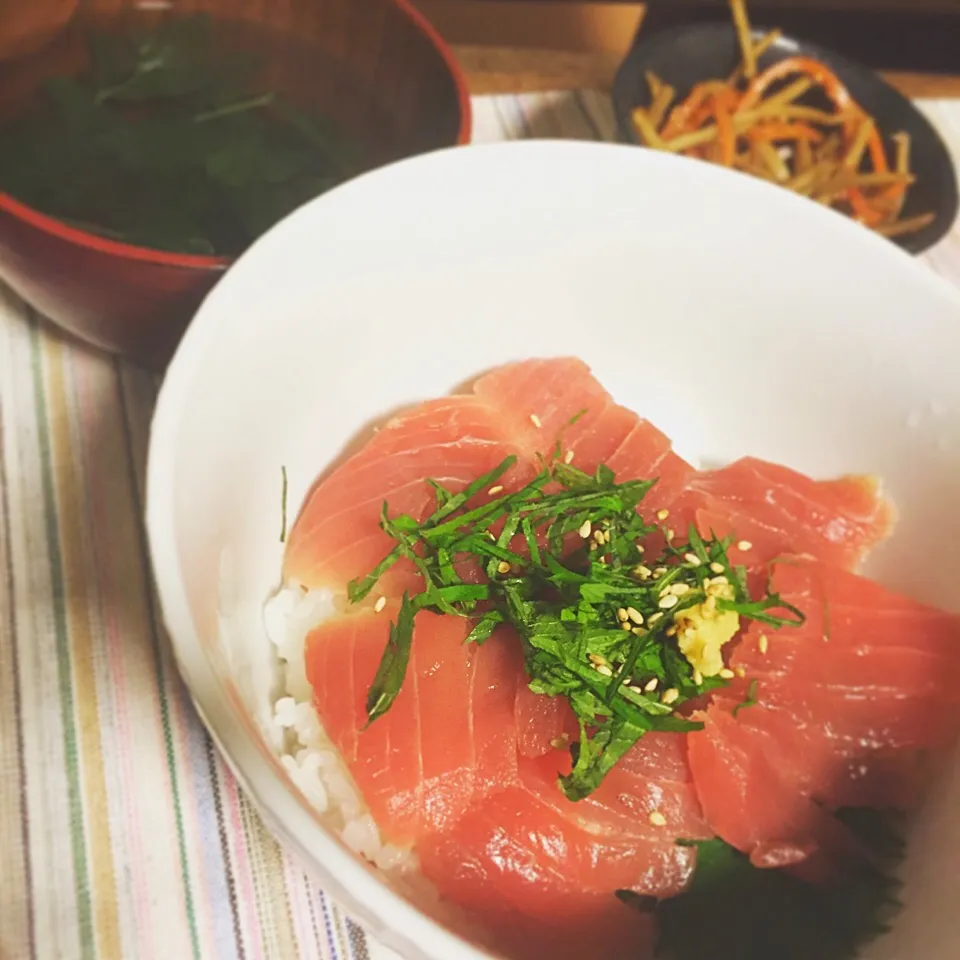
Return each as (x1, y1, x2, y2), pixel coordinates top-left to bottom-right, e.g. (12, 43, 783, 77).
(261, 586, 498, 949)
(262, 584, 415, 874)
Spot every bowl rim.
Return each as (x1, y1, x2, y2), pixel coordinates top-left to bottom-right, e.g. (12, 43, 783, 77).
(146, 138, 960, 960)
(609, 19, 960, 257)
(0, 0, 472, 272)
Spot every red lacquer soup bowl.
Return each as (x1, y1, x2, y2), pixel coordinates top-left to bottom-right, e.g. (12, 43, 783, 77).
(0, 0, 470, 370)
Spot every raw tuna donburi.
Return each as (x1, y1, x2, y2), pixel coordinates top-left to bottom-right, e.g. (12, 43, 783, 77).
(265, 356, 960, 960)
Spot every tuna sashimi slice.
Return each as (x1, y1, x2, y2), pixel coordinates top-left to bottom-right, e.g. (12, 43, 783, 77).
(588, 732, 711, 843)
(307, 607, 701, 959)
(286, 358, 695, 597)
(472, 357, 623, 465)
(515, 685, 578, 759)
(285, 396, 530, 593)
(417, 782, 689, 960)
(514, 698, 711, 846)
(605, 419, 696, 514)
(306, 604, 706, 895)
(689, 557, 960, 857)
(419, 788, 658, 960)
(305, 609, 523, 845)
(686, 707, 864, 873)
(682, 457, 896, 570)
(710, 693, 928, 809)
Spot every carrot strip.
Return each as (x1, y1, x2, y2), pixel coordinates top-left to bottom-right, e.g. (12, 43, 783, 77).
(714, 103, 736, 165)
(848, 190, 886, 226)
(661, 82, 730, 139)
(865, 125, 890, 174)
(737, 56, 855, 115)
(689, 86, 741, 128)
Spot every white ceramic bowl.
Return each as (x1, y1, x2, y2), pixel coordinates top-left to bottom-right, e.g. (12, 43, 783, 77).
(146, 140, 960, 960)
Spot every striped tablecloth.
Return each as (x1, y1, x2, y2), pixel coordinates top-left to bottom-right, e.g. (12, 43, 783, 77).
(2, 91, 959, 960)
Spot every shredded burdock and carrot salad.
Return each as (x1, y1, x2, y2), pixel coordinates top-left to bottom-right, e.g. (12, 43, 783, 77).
(630, 0, 934, 240)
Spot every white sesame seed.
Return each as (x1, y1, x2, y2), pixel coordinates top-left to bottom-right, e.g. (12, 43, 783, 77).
(670, 583, 690, 596)
(684, 553, 701, 565)
(654, 567, 668, 577)
(648, 612, 664, 625)
(644, 677, 659, 692)
(373, 595, 387, 613)
(661, 687, 680, 705)
(617, 607, 629, 621)
(734, 666, 747, 678)
(488, 485, 504, 495)
(693, 669, 703, 685)
(719, 668, 735, 680)
(656, 509, 670, 521)
(737, 540, 753, 552)
(550, 734, 570, 749)
(621, 621, 633, 631)
(594, 529, 606, 545)
(658, 594, 679, 610)
(649, 810, 668, 827)
(666, 625, 678, 637)
(529, 413, 542, 428)
(578, 520, 592, 539)
(704, 595, 718, 612)
(635, 565, 652, 580)
(626, 607, 644, 625)
(635, 543, 645, 554)
(632, 626, 646, 636)
(710, 575, 729, 586)
(709, 562, 725, 574)
(758, 634, 769, 654)
(588, 653, 607, 666)
(564, 449, 575, 464)
(497, 561, 512, 574)
(596, 664, 613, 677)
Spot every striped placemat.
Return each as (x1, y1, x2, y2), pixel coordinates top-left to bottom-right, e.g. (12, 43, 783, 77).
(1, 91, 959, 960)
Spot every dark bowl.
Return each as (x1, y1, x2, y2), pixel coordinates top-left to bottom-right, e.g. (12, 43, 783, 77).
(0, 0, 471, 370)
(611, 21, 959, 256)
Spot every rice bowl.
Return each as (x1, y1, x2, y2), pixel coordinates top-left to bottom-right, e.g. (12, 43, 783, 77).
(146, 140, 960, 960)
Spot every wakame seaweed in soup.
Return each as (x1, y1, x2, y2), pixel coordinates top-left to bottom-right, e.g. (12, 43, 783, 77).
(0, 14, 362, 257)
